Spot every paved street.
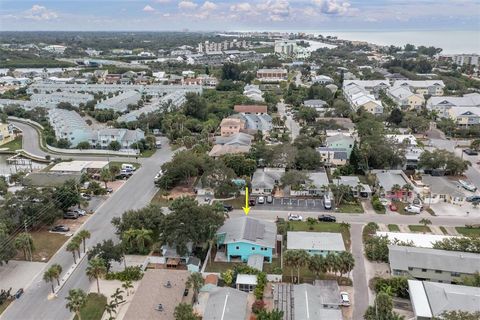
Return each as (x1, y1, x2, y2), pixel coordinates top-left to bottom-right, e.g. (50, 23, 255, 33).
(277, 101, 300, 140)
(1, 137, 174, 320)
(351, 224, 368, 320)
(252, 197, 326, 211)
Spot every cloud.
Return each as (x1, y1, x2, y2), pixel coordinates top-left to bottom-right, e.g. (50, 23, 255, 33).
(313, 0, 351, 15)
(262, 0, 291, 21)
(143, 5, 156, 12)
(230, 2, 252, 12)
(178, 1, 197, 10)
(24, 5, 58, 20)
(201, 1, 217, 11)
(154, 0, 171, 3)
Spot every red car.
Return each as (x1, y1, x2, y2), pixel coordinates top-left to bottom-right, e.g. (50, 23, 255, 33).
(389, 204, 398, 211)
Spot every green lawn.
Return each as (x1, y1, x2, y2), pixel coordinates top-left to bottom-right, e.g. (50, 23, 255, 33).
(14, 230, 68, 262)
(74, 293, 107, 320)
(139, 149, 156, 158)
(408, 225, 432, 233)
(151, 190, 173, 207)
(455, 227, 480, 236)
(337, 202, 364, 214)
(388, 224, 400, 232)
(287, 221, 351, 249)
(440, 226, 449, 235)
(0, 137, 22, 151)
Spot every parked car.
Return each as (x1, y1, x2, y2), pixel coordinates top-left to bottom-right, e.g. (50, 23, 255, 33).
(80, 193, 91, 200)
(323, 193, 332, 209)
(459, 179, 477, 192)
(318, 214, 336, 222)
(288, 213, 303, 221)
(105, 187, 113, 193)
(266, 195, 273, 203)
(14, 288, 24, 299)
(154, 169, 163, 181)
(466, 195, 480, 202)
(463, 149, 478, 156)
(223, 204, 233, 211)
(204, 197, 211, 203)
(121, 163, 136, 171)
(405, 205, 421, 214)
(258, 196, 265, 204)
(249, 198, 256, 206)
(50, 225, 70, 232)
(389, 203, 397, 211)
(63, 211, 79, 219)
(73, 209, 86, 216)
(340, 291, 350, 306)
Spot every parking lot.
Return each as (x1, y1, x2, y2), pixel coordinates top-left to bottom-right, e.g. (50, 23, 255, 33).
(252, 197, 327, 212)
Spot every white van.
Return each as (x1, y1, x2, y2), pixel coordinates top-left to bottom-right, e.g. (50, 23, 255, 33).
(405, 205, 421, 214)
(121, 163, 135, 171)
(323, 193, 332, 210)
(155, 141, 162, 149)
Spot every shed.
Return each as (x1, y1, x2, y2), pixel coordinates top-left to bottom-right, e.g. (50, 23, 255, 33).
(236, 274, 257, 292)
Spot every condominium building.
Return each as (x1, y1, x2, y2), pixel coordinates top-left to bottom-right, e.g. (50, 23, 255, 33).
(256, 68, 288, 82)
(30, 92, 94, 108)
(387, 86, 425, 110)
(393, 80, 445, 96)
(95, 90, 142, 113)
(343, 82, 384, 115)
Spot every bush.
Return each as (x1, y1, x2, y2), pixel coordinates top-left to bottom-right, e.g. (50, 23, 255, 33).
(364, 235, 390, 262)
(105, 266, 143, 281)
(371, 277, 409, 298)
(371, 195, 385, 214)
(251, 300, 266, 314)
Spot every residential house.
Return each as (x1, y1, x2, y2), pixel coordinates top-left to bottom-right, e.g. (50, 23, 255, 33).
(186, 257, 201, 273)
(317, 147, 348, 166)
(289, 171, 329, 197)
(325, 133, 355, 157)
(373, 170, 414, 201)
(91, 128, 145, 149)
(0, 122, 14, 146)
(208, 145, 251, 158)
(203, 287, 248, 320)
(393, 80, 445, 96)
(30, 92, 94, 108)
(420, 175, 466, 205)
(274, 281, 343, 320)
(234, 104, 267, 115)
(231, 113, 272, 135)
(214, 132, 253, 147)
(216, 216, 277, 263)
(343, 81, 386, 115)
(287, 232, 345, 256)
(243, 84, 264, 102)
(220, 117, 245, 137)
(304, 99, 327, 111)
(256, 68, 288, 82)
(408, 280, 480, 320)
(387, 86, 425, 110)
(388, 245, 480, 283)
(332, 176, 372, 198)
(448, 107, 480, 127)
(311, 75, 334, 85)
(95, 90, 142, 113)
(48, 109, 92, 147)
(251, 168, 285, 195)
(426, 93, 480, 119)
(123, 269, 189, 320)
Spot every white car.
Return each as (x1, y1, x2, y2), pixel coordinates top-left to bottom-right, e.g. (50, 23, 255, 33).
(459, 180, 477, 192)
(258, 196, 265, 204)
(73, 209, 86, 216)
(405, 205, 421, 214)
(288, 214, 303, 221)
(340, 291, 350, 306)
(154, 170, 163, 181)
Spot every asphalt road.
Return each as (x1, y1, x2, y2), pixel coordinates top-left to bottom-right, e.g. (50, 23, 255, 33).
(277, 101, 300, 140)
(351, 224, 368, 320)
(1, 137, 174, 320)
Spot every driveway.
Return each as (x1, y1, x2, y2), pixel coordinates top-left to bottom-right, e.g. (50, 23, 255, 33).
(351, 224, 369, 320)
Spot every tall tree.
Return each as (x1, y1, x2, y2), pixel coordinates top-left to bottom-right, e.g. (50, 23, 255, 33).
(65, 289, 87, 320)
(174, 303, 199, 320)
(14, 232, 35, 261)
(186, 272, 204, 304)
(66, 238, 80, 264)
(43, 268, 56, 294)
(308, 254, 327, 279)
(86, 257, 107, 294)
(77, 230, 91, 253)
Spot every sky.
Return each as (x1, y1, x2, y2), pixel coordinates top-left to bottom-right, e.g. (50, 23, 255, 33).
(0, 0, 479, 32)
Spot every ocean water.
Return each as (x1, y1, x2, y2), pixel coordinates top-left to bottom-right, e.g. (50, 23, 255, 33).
(315, 30, 480, 54)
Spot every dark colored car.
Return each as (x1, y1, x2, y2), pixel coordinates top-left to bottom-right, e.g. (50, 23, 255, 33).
(249, 198, 256, 206)
(463, 149, 478, 156)
(466, 195, 480, 202)
(15, 288, 24, 299)
(50, 225, 70, 232)
(318, 214, 336, 222)
(223, 204, 233, 211)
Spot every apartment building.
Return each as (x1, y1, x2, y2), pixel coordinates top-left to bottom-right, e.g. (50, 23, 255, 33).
(256, 68, 288, 82)
(389, 245, 480, 283)
(220, 118, 245, 137)
(387, 86, 425, 110)
(95, 90, 142, 113)
(243, 84, 264, 102)
(450, 54, 480, 66)
(393, 80, 445, 96)
(426, 93, 480, 127)
(343, 82, 384, 115)
(30, 92, 94, 108)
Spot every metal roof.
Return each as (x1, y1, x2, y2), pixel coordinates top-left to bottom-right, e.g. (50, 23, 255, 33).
(217, 216, 277, 248)
(203, 287, 248, 320)
(287, 232, 345, 252)
(247, 254, 264, 271)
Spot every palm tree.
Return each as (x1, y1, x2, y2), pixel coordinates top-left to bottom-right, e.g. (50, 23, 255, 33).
(122, 229, 137, 251)
(295, 250, 310, 284)
(65, 288, 87, 320)
(283, 250, 299, 283)
(419, 218, 432, 227)
(308, 254, 326, 279)
(100, 168, 112, 188)
(122, 280, 133, 297)
(77, 230, 91, 253)
(51, 264, 63, 286)
(134, 228, 153, 253)
(66, 239, 80, 264)
(338, 251, 355, 278)
(186, 272, 204, 304)
(14, 232, 34, 261)
(43, 268, 56, 294)
(402, 184, 414, 201)
(325, 252, 341, 276)
(86, 258, 107, 294)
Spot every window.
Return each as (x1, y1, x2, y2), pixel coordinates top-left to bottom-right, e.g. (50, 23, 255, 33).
(236, 246, 239, 250)
(408, 267, 413, 271)
(421, 269, 427, 272)
(435, 270, 442, 274)
(451, 272, 460, 277)
(252, 247, 255, 250)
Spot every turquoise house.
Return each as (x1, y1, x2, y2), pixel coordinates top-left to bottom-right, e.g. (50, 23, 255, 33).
(216, 217, 277, 263)
(326, 133, 355, 158)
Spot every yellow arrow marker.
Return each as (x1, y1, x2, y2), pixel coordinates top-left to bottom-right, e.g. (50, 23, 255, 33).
(243, 186, 250, 215)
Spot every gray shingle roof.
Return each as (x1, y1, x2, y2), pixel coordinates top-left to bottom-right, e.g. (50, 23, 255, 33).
(251, 168, 285, 190)
(389, 245, 480, 274)
(203, 287, 248, 320)
(217, 216, 277, 248)
(287, 232, 345, 252)
(293, 283, 343, 320)
(214, 133, 253, 146)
